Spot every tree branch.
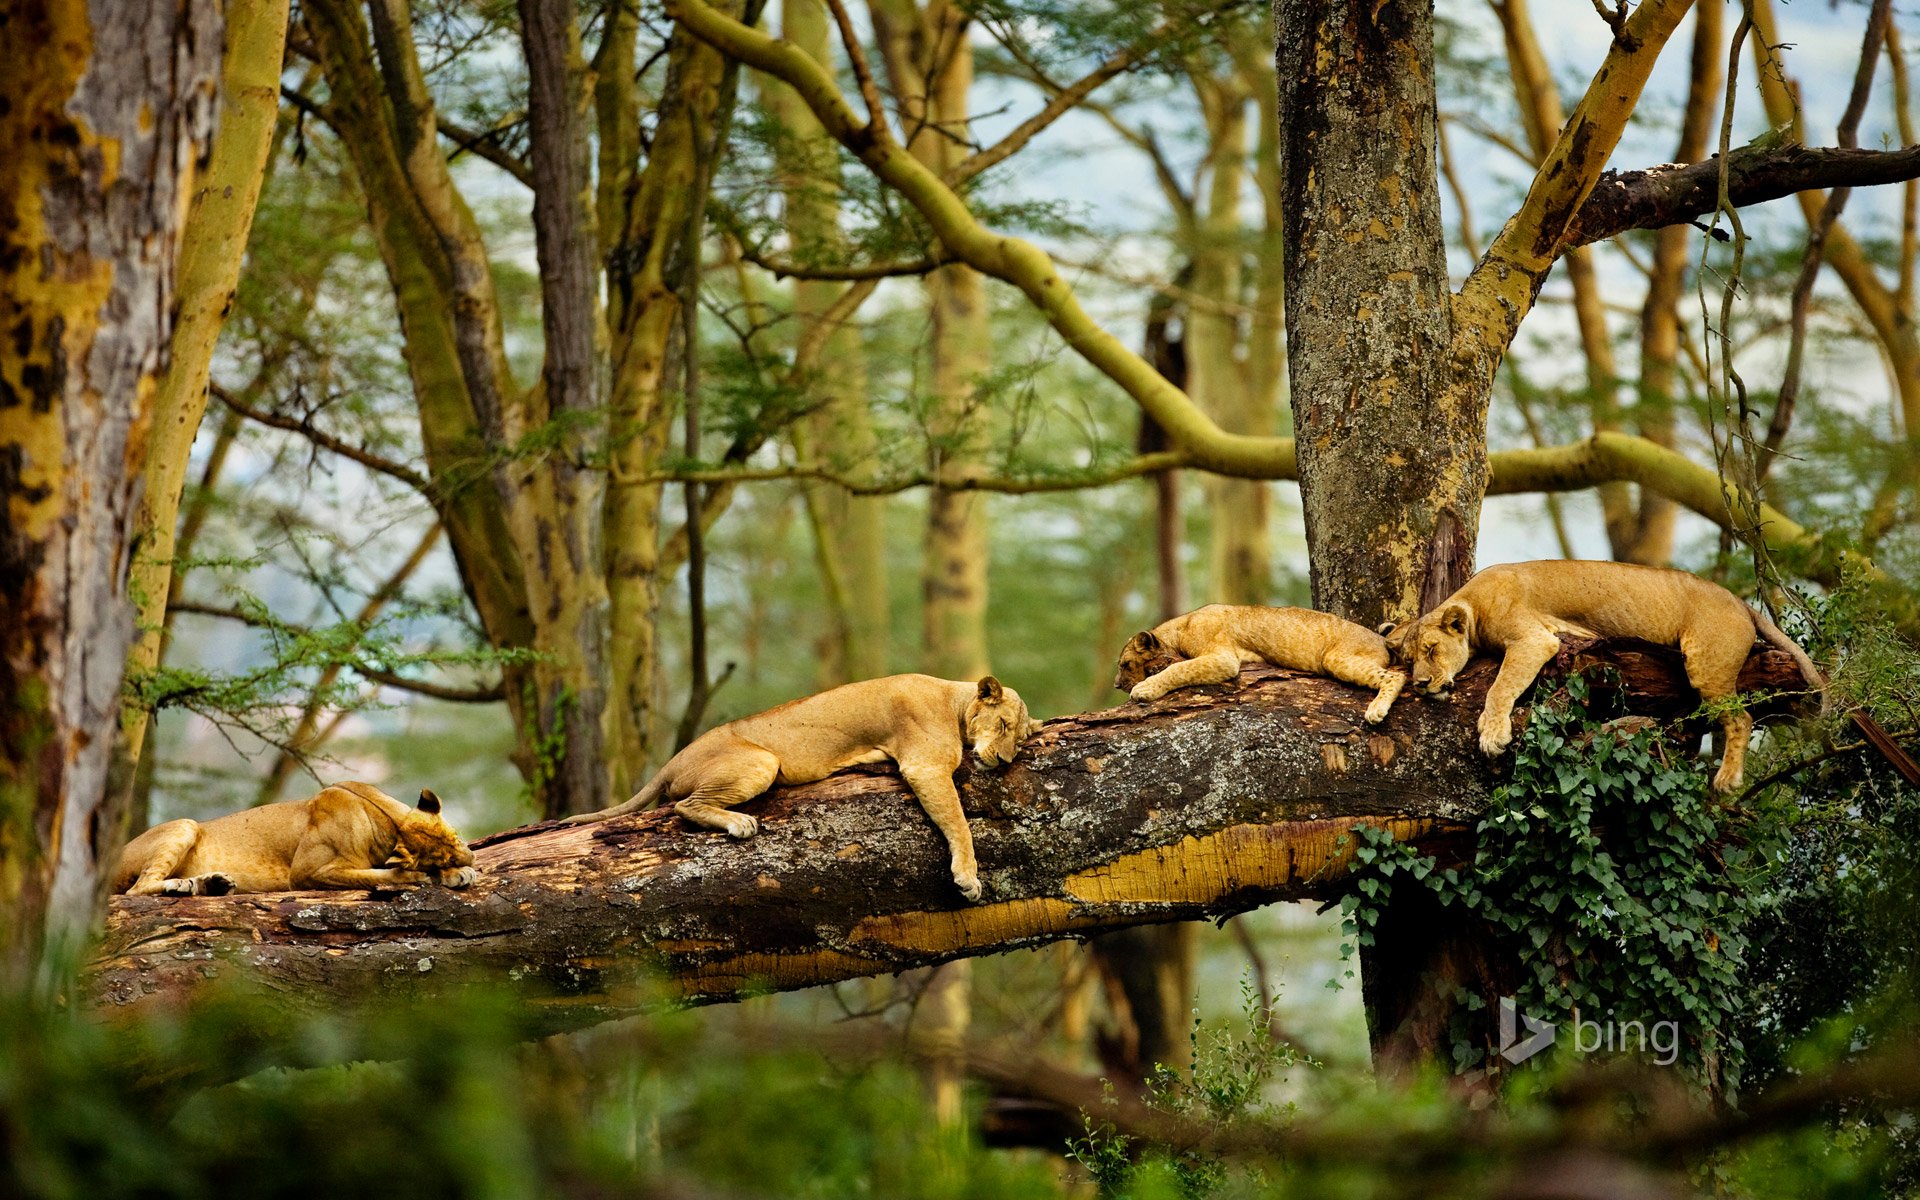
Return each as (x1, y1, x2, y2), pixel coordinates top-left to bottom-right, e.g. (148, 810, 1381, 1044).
(436, 114, 534, 187)
(212, 382, 430, 491)
(667, 0, 1288, 477)
(89, 642, 1809, 1043)
(166, 600, 506, 703)
(1457, 0, 1694, 346)
(732, 240, 948, 280)
(1567, 144, 1920, 248)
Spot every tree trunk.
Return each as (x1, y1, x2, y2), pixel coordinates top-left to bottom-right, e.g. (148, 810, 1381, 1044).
(1188, 68, 1272, 605)
(0, 0, 222, 979)
(87, 640, 1807, 1064)
(1275, 0, 1472, 630)
(773, 0, 890, 684)
(120, 0, 291, 769)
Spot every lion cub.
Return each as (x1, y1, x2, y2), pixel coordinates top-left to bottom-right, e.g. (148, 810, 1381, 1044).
(113, 782, 477, 896)
(1114, 604, 1407, 724)
(563, 674, 1037, 903)
(1381, 560, 1825, 793)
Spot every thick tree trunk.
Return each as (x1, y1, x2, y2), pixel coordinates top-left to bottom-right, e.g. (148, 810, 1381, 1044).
(0, 0, 221, 979)
(1275, 0, 1472, 629)
(87, 641, 1806, 1048)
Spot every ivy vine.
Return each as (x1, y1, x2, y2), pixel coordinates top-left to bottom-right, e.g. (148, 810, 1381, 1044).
(1338, 672, 1754, 1090)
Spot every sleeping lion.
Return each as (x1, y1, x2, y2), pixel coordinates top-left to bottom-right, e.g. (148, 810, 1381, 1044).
(113, 782, 477, 896)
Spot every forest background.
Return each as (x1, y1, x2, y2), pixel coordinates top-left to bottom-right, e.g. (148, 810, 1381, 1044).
(3, 0, 1919, 1192)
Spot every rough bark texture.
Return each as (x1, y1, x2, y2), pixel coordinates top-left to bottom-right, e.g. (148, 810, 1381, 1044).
(1566, 145, 1920, 251)
(87, 640, 1806, 1041)
(0, 0, 222, 978)
(1274, 0, 1469, 629)
(518, 0, 612, 814)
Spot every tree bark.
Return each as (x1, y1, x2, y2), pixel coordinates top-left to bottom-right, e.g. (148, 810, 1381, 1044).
(1275, 0, 1468, 629)
(87, 640, 1806, 1045)
(773, 0, 891, 685)
(122, 0, 292, 768)
(0, 0, 221, 979)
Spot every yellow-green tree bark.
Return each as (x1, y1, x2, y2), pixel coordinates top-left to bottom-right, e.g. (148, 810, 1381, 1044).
(122, 0, 293, 767)
(0, 0, 221, 977)
(771, 0, 890, 683)
(1187, 67, 1273, 604)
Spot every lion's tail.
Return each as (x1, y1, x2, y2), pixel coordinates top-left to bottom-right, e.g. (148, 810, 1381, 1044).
(1750, 606, 1828, 713)
(559, 770, 671, 826)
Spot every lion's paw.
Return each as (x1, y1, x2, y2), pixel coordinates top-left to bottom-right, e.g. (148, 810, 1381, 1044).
(1129, 681, 1163, 704)
(1364, 700, 1391, 725)
(721, 812, 759, 839)
(954, 874, 983, 903)
(439, 866, 478, 889)
(1478, 717, 1513, 757)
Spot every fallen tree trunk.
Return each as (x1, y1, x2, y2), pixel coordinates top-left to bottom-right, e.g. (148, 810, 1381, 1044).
(87, 639, 1806, 1042)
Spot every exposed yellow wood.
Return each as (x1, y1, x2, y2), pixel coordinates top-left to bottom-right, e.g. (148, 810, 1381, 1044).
(1065, 817, 1442, 904)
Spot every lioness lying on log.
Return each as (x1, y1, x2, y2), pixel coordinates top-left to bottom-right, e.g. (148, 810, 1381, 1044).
(562, 674, 1037, 903)
(1380, 560, 1822, 793)
(113, 783, 477, 896)
(1114, 604, 1407, 724)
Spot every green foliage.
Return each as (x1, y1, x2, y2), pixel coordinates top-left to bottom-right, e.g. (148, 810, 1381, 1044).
(1338, 672, 1750, 1088)
(0, 984, 1069, 1200)
(1067, 981, 1310, 1199)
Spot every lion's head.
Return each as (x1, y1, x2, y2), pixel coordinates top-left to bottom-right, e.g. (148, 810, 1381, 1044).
(965, 676, 1037, 767)
(1112, 630, 1179, 693)
(390, 789, 476, 873)
(1379, 603, 1474, 697)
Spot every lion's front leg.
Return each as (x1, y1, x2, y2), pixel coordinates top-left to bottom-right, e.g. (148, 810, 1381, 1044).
(898, 760, 982, 902)
(1324, 649, 1406, 725)
(1130, 649, 1239, 703)
(1478, 633, 1562, 756)
(303, 863, 433, 890)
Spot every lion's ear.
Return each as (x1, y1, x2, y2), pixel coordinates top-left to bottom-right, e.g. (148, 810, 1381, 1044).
(417, 788, 442, 814)
(1134, 630, 1160, 652)
(1439, 604, 1470, 636)
(1376, 621, 1399, 638)
(976, 676, 1004, 702)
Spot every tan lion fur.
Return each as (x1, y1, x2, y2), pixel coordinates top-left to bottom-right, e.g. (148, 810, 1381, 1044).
(1381, 560, 1824, 793)
(112, 783, 477, 896)
(562, 674, 1038, 903)
(1114, 604, 1407, 724)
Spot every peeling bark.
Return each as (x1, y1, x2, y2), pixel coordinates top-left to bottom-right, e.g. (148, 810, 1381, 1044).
(87, 640, 1806, 1043)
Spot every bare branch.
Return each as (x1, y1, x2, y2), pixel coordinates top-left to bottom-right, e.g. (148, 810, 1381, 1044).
(212, 383, 430, 491)
(437, 113, 533, 187)
(733, 240, 948, 280)
(1566, 144, 1920, 248)
(823, 0, 888, 141)
(1764, 0, 1894, 478)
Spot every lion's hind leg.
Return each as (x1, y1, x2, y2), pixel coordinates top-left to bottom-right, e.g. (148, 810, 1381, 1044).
(1681, 631, 1754, 795)
(1324, 648, 1406, 725)
(672, 748, 781, 839)
(121, 820, 204, 896)
(1130, 648, 1240, 703)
